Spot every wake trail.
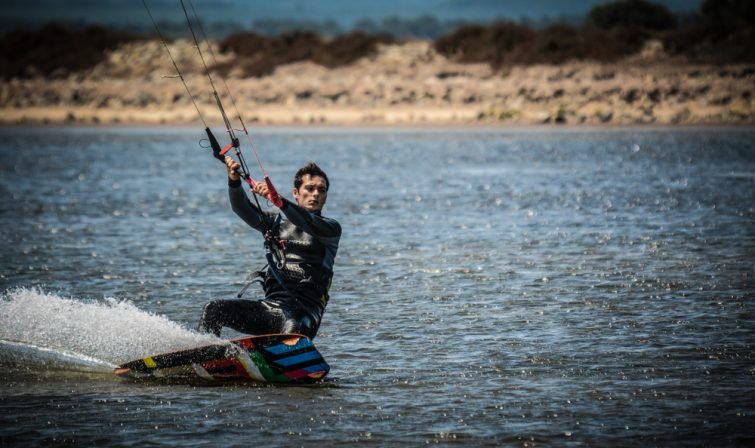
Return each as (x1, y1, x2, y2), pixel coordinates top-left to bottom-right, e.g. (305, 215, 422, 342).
(0, 287, 220, 371)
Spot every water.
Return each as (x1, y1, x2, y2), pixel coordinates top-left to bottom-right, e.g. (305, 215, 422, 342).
(1, 126, 753, 446)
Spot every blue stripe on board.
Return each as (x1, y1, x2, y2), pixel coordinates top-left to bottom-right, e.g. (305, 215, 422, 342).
(265, 339, 310, 355)
(274, 350, 322, 367)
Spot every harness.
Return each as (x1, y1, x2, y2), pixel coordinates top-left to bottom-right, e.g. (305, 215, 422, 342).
(264, 230, 288, 288)
(236, 230, 289, 298)
(236, 216, 332, 311)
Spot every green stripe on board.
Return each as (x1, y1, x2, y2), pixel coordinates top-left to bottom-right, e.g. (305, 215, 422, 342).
(250, 350, 290, 383)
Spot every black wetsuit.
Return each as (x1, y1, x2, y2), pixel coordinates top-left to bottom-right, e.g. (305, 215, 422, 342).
(198, 178, 341, 339)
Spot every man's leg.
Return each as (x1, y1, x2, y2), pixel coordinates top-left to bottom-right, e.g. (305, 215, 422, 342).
(198, 299, 284, 336)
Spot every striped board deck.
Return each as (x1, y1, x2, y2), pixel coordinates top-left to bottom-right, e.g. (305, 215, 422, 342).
(114, 334, 329, 384)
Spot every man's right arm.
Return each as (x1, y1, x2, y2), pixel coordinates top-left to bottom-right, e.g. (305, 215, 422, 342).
(229, 180, 270, 233)
(225, 155, 271, 233)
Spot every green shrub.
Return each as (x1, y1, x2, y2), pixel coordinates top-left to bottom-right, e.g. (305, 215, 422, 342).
(587, 0, 677, 30)
(0, 24, 138, 79)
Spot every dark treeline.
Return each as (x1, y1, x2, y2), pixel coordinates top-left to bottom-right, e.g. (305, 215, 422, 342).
(0, 24, 137, 79)
(214, 31, 396, 78)
(1, 0, 754, 80)
(435, 0, 755, 68)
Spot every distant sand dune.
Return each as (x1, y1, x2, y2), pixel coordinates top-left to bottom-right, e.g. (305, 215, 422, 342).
(1, 40, 753, 126)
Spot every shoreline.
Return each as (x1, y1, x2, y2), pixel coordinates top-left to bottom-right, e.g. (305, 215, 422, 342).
(2, 120, 751, 132)
(2, 101, 753, 127)
(2, 111, 753, 128)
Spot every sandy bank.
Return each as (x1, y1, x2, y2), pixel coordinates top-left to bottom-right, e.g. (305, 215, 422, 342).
(1, 41, 753, 126)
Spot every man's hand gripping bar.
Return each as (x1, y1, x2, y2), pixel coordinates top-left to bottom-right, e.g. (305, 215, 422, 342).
(207, 127, 282, 208)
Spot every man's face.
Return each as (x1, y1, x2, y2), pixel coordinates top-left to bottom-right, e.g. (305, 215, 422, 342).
(293, 174, 328, 212)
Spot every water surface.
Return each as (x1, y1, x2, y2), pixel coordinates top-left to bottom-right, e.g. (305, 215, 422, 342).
(1, 126, 753, 446)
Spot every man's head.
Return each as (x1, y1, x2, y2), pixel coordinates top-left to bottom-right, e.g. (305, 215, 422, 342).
(293, 162, 330, 213)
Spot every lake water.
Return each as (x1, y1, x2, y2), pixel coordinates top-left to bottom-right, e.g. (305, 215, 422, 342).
(1, 126, 753, 446)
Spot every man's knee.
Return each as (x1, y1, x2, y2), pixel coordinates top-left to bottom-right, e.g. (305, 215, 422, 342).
(202, 300, 222, 316)
(198, 300, 224, 335)
(282, 314, 317, 339)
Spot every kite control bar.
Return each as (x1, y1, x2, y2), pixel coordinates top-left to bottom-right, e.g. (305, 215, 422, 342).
(205, 127, 282, 207)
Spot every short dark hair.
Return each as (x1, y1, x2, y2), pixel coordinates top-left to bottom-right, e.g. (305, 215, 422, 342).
(294, 162, 329, 191)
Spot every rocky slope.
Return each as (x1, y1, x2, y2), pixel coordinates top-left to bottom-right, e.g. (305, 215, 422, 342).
(1, 39, 753, 126)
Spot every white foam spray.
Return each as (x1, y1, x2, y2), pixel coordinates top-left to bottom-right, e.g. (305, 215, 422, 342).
(0, 287, 220, 370)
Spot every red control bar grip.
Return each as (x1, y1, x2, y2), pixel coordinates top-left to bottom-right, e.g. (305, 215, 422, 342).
(220, 143, 234, 156)
(264, 176, 283, 208)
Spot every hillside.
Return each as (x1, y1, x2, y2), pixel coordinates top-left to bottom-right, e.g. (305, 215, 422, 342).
(0, 26, 753, 126)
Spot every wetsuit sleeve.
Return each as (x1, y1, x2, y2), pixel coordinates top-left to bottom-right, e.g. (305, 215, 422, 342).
(229, 184, 274, 233)
(280, 198, 342, 239)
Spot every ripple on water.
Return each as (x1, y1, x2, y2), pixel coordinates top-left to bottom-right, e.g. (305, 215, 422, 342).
(0, 127, 753, 445)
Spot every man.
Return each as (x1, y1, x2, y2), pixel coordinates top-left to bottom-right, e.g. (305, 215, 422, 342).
(198, 156, 341, 339)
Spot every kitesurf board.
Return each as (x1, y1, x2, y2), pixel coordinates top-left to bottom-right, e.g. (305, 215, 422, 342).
(114, 334, 329, 384)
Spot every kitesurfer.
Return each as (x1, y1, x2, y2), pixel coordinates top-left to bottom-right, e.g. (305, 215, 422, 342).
(198, 157, 341, 339)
